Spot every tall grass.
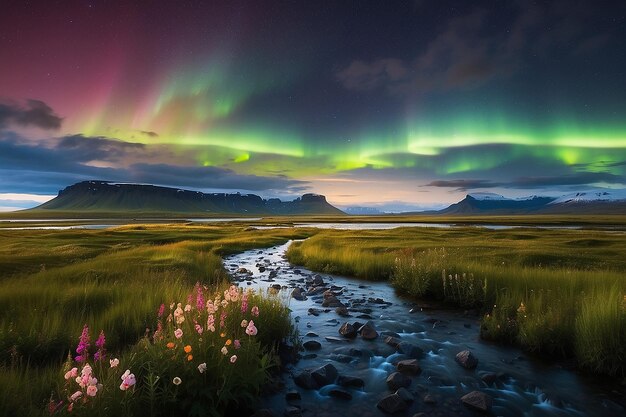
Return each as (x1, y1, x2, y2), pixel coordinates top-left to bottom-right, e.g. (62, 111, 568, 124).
(0, 225, 310, 416)
(286, 228, 626, 376)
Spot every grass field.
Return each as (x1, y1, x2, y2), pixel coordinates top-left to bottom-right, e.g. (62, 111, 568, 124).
(0, 225, 314, 416)
(286, 226, 626, 376)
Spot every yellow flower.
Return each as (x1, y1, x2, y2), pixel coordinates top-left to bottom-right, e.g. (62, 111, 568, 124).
(187, 354, 193, 361)
(220, 332, 226, 338)
(184, 345, 192, 353)
(225, 339, 232, 346)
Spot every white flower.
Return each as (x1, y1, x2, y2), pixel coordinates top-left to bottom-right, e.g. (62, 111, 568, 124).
(172, 377, 182, 385)
(109, 358, 120, 368)
(197, 363, 207, 373)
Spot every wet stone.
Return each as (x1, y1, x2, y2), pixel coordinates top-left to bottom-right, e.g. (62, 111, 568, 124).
(272, 284, 282, 290)
(359, 321, 378, 340)
(291, 288, 306, 300)
(460, 391, 492, 413)
(307, 308, 321, 316)
(397, 342, 423, 358)
(423, 393, 437, 404)
(386, 371, 411, 390)
(329, 389, 352, 400)
(311, 363, 338, 386)
(335, 306, 350, 317)
(396, 359, 421, 375)
(455, 350, 478, 369)
(337, 375, 365, 388)
(480, 372, 497, 385)
(377, 393, 408, 414)
(381, 331, 401, 339)
(395, 387, 414, 403)
(330, 353, 353, 363)
(303, 340, 321, 351)
(384, 336, 401, 348)
(339, 322, 357, 338)
(294, 371, 318, 390)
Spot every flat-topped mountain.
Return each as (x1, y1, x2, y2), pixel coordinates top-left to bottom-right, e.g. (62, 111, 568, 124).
(33, 181, 344, 215)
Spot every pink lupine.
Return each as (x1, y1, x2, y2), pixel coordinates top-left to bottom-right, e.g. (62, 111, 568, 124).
(207, 314, 215, 332)
(75, 324, 90, 364)
(219, 311, 227, 328)
(157, 303, 165, 318)
(196, 285, 205, 311)
(251, 306, 259, 317)
(174, 328, 183, 339)
(241, 292, 249, 314)
(94, 330, 106, 362)
(195, 323, 203, 335)
(64, 367, 78, 380)
(70, 391, 82, 402)
(245, 320, 258, 336)
(234, 339, 241, 349)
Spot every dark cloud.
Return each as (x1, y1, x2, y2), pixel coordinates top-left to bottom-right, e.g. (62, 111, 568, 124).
(335, 2, 613, 95)
(0, 131, 310, 195)
(0, 99, 62, 129)
(425, 179, 498, 191)
(140, 130, 159, 137)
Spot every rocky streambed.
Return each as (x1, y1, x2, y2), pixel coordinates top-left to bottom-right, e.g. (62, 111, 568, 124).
(225, 241, 624, 417)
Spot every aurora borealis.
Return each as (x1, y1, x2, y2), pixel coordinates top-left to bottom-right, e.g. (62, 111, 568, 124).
(1, 1, 625, 211)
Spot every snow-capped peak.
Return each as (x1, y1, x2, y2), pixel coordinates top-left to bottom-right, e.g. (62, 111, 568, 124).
(550, 189, 626, 204)
(467, 192, 510, 201)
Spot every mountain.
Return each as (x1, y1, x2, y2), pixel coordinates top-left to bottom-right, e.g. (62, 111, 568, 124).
(436, 189, 626, 215)
(33, 181, 344, 215)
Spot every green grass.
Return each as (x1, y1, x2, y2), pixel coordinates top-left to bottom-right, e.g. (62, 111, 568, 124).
(0, 225, 313, 416)
(286, 226, 626, 376)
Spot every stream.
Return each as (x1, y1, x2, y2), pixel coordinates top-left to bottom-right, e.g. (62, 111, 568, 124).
(224, 241, 624, 417)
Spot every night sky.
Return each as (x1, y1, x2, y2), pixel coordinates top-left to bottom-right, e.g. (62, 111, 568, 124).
(1, 0, 625, 211)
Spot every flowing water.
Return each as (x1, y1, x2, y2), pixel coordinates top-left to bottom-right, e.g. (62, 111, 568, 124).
(225, 241, 625, 417)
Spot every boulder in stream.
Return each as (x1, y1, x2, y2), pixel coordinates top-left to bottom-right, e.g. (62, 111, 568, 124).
(311, 363, 338, 386)
(377, 393, 408, 414)
(359, 321, 378, 340)
(386, 371, 411, 390)
(460, 391, 492, 413)
(396, 359, 421, 375)
(339, 322, 357, 338)
(455, 350, 478, 369)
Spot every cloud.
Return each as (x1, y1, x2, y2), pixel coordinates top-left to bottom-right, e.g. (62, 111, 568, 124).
(336, 2, 612, 95)
(0, 99, 62, 129)
(140, 130, 159, 137)
(425, 179, 498, 191)
(0, 131, 310, 195)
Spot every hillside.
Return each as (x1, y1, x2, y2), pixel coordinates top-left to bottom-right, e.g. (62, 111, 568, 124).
(32, 181, 344, 215)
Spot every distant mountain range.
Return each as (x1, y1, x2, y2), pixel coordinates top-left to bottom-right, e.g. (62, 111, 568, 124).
(433, 190, 626, 215)
(32, 181, 344, 215)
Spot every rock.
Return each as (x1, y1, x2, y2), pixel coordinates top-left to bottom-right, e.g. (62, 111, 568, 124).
(313, 274, 325, 286)
(335, 306, 350, 316)
(324, 336, 348, 343)
(455, 350, 478, 369)
(423, 393, 437, 404)
(329, 389, 352, 400)
(278, 342, 299, 366)
(460, 391, 492, 413)
(397, 342, 423, 358)
(337, 375, 365, 388)
(339, 322, 357, 338)
(291, 288, 306, 301)
(395, 387, 414, 403)
(272, 284, 282, 290)
(396, 359, 421, 375)
(311, 363, 338, 386)
(359, 321, 378, 340)
(386, 371, 411, 390)
(285, 391, 301, 401)
(330, 354, 353, 363)
(258, 266, 266, 273)
(303, 340, 321, 351)
(377, 393, 408, 414)
(480, 372, 497, 385)
(305, 332, 318, 337)
(322, 296, 343, 308)
(236, 267, 250, 274)
(307, 308, 321, 316)
(293, 371, 318, 389)
(251, 409, 275, 417)
(268, 270, 278, 278)
(283, 406, 302, 417)
(384, 336, 401, 348)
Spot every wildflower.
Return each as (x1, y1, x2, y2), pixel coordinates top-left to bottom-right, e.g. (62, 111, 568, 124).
(221, 299, 229, 309)
(184, 304, 192, 312)
(241, 292, 249, 314)
(158, 303, 165, 318)
(64, 367, 78, 380)
(120, 370, 136, 391)
(94, 330, 106, 362)
(196, 285, 205, 311)
(197, 363, 207, 373)
(251, 306, 259, 317)
(109, 358, 120, 368)
(166, 342, 175, 349)
(174, 328, 183, 339)
(517, 302, 526, 314)
(245, 320, 258, 336)
(220, 332, 226, 338)
(172, 377, 182, 385)
(174, 303, 185, 325)
(195, 323, 203, 335)
(207, 314, 215, 332)
(240, 319, 248, 328)
(221, 346, 228, 355)
(220, 311, 227, 328)
(184, 345, 192, 353)
(67, 403, 74, 412)
(187, 354, 193, 361)
(170, 302, 175, 310)
(230, 355, 237, 364)
(234, 339, 241, 349)
(75, 324, 90, 364)
(86, 385, 98, 397)
(206, 301, 217, 314)
(70, 391, 82, 402)
(225, 339, 232, 346)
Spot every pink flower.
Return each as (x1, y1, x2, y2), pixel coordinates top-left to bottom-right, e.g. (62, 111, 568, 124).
(230, 355, 237, 363)
(240, 319, 248, 328)
(94, 330, 106, 361)
(86, 385, 98, 397)
(251, 306, 259, 317)
(109, 358, 119, 368)
(120, 370, 136, 391)
(75, 324, 90, 364)
(157, 303, 165, 318)
(241, 292, 249, 313)
(70, 390, 82, 402)
(174, 328, 183, 339)
(64, 367, 78, 380)
(234, 339, 241, 349)
(184, 304, 192, 312)
(245, 320, 257, 336)
(195, 324, 203, 335)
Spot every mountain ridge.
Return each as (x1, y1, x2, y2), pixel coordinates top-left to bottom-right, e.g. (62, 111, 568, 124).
(32, 181, 344, 215)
